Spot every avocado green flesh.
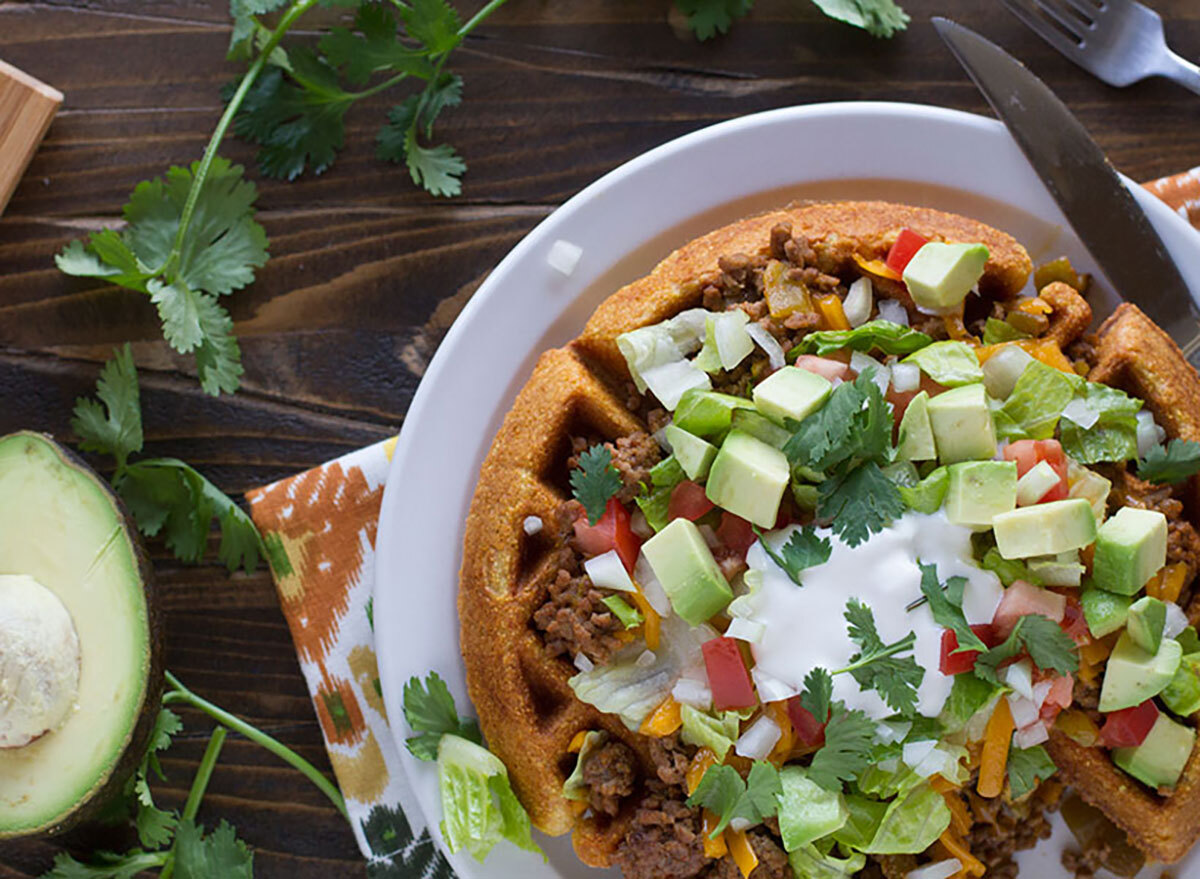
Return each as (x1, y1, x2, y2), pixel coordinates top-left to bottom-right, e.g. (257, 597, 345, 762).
(0, 433, 152, 836)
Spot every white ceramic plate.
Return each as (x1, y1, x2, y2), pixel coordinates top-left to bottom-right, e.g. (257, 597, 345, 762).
(375, 102, 1200, 879)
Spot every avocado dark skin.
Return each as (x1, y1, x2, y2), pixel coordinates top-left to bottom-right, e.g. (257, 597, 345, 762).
(0, 432, 164, 839)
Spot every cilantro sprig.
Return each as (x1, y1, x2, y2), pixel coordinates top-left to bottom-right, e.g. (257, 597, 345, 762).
(973, 615, 1079, 685)
(807, 706, 877, 791)
(1138, 438, 1200, 485)
(753, 524, 832, 585)
(1007, 745, 1057, 800)
(402, 671, 483, 760)
(571, 444, 623, 525)
(838, 599, 923, 715)
(917, 561, 987, 654)
(71, 345, 267, 573)
(686, 761, 782, 837)
(675, 0, 908, 39)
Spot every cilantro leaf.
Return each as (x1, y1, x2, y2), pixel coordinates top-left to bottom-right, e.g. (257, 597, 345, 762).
(818, 461, 905, 548)
(839, 600, 923, 715)
(974, 615, 1079, 684)
(402, 671, 482, 760)
(319, 3, 435, 85)
(377, 87, 468, 198)
(1138, 438, 1200, 485)
(71, 344, 143, 469)
(570, 444, 623, 525)
(41, 851, 167, 879)
(173, 819, 253, 879)
(753, 524, 832, 585)
(228, 0, 288, 60)
(1006, 745, 1057, 800)
(785, 370, 893, 474)
(674, 0, 754, 40)
(807, 706, 876, 791)
(809, 0, 910, 37)
(55, 158, 262, 396)
(800, 667, 832, 723)
(398, 0, 463, 54)
(686, 761, 781, 837)
(129, 706, 183, 848)
(918, 561, 986, 653)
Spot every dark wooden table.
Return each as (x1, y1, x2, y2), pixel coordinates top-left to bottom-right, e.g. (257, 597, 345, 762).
(1, 1, 1198, 875)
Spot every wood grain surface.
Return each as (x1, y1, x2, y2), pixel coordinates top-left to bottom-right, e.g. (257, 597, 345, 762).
(1, 1, 1199, 876)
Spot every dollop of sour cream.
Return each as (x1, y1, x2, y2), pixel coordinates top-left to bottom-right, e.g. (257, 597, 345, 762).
(737, 511, 1004, 720)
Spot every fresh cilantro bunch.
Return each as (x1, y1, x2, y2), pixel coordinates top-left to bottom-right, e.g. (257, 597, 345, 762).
(227, 0, 505, 196)
(71, 345, 267, 573)
(687, 761, 782, 837)
(675, 0, 909, 40)
(403, 671, 483, 760)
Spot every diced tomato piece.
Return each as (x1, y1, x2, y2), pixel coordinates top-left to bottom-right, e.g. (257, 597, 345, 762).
(886, 375, 946, 422)
(668, 481, 715, 523)
(885, 228, 929, 274)
(1060, 596, 1090, 646)
(786, 696, 826, 747)
(992, 579, 1066, 640)
(573, 498, 640, 573)
(1003, 440, 1069, 503)
(939, 624, 999, 675)
(702, 637, 757, 711)
(1099, 700, 1159, 749)
(793, 355, 851, 383)
(716, 512, 757, 558)
(1038, 673, 1075, 724)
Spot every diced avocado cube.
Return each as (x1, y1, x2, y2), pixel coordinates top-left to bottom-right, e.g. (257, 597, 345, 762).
(1028, 556, 1084, 586)
(902, 242, 990, 311)
(944, 461, 1017, 527)
(897, 391, 937, 462)
(730, 408, 791, 450)
(1127, 596, 1168, 655)
(1081, 588, 1132, 639)
(1113, 712, 1196, 790)
(1179, 626, 1200, 655)
(927, 384, 997, 464)
(640, 518, 733, 625)
(673, 389, 754, 441)
(992, 498, 1097, 559)
(752, 366, 832, 424)
(705, 430, 789, 529)
(1093, 507, 1168, 596)
(1162, 654, 1200, 718)
(664, 425, 717, 481)
(1098, 630, 1182, 712)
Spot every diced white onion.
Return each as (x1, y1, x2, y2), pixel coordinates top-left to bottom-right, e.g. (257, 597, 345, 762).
(1166, 602, 1189, 639)
(877, 298, 909, 326)
(636, 650, 657, 668)
(850, 351, 890, 395)
(574, 653, 594, 673)
(713, 311, 755, 370)
(902, 739, 938, 769)
(1032, 680, 1053, 710)
(729, 817, 753, 832)
(634, 554, 672, 616)
(584, 550, 636, 593)
(752, 667, 800, 703)
(725, 617, 766, 644)
(522, 515, 543, 535)
(913, 746, 956, 780)
(1016, 460, 1062, 506)
(630, 509, 653, 540)
(1014, 721, 1049, 749)
(981, 345, 1035, 400)
(671, 676, 713, 709)
(844, 277, 874, 328)
(1137, 410, 1167, 457)
(735, 714, 782, 761)
(547, 239, 583, 276)
(1007, 693, 1040, 728)
(891, 362, 921, 393)
(1062, 396, 1100, 430)
(1005, 660, 1035, 702)
(907, 859, 962, 879)
(876, 721, 912, 745)
(876, 757, 900, 775)
(698, 523, 720, 550)
(641, 360, 712, 410)
(746, 322, 786, 371)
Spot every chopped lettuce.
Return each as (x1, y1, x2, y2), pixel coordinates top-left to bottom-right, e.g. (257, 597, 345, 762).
(993, 360, 1078, 441)
(635, 455, 686, 533)
(982, 317, 1029, 345)
(789, 320, 932, 358)
(1059, 382, 1141, 464)
(680, 704, 742, 761)
(901, 341, 982, 387)
(789, 844, 866, 878)
(569, 615, 713, 729)
(830, 796, 888, 849)
(897, 466, 948, 514)
(859, 782, 950, 854)
(979, 547, 1043, 587)
(437, 734, 542, 862)
(939, 673, 1003, 734)
(562, 731, 608, 802)
(776, 766, 849, 852)
(616, 308, 711, 391)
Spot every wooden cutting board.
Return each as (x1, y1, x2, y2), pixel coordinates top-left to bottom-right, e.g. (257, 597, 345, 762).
(0, 58, 62, 216)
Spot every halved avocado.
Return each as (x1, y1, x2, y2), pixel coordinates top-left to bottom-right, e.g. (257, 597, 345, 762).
(0, 431, 161, 837)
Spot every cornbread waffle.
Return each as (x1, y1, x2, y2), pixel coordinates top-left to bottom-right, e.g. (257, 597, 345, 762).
(458, 201, 1037, 867)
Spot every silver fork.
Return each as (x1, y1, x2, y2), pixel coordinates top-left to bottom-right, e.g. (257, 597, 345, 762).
(1001, 0, 1200, 95)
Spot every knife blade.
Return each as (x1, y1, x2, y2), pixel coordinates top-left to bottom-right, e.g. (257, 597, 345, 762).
(932, 17, 1200, 362)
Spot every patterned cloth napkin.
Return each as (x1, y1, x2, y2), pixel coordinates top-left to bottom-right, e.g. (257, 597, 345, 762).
(244, 169, 1200, 876)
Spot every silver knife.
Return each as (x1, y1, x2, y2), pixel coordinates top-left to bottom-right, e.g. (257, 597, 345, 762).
(932, 17, 1200, 364)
